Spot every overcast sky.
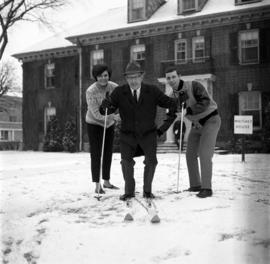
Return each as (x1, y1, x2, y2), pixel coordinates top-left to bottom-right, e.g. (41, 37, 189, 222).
(5, 0, 125, 58)
(2, 0, 124, 91)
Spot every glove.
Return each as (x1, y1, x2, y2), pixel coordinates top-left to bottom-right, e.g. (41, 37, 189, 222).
(178, 90, 188, 105)
(157, 128, 163, 137)
(101, 98, 111, 110)
(100, 92, 112, 110)
(186, 107, 193, 115)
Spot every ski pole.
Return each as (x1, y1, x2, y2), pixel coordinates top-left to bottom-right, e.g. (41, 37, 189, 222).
(95, 107, 108, 201)
(176, 102, 185, 193)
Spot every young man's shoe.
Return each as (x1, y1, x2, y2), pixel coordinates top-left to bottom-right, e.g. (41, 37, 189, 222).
(103, 184, 119, 190)
(185, 186, 201, 192)
(143, 192, 155, 199)
(196, 189, 213, 198)
(119, 193, 135, 201)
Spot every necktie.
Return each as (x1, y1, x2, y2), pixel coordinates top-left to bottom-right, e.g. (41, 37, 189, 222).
(133, 89, 137, 103)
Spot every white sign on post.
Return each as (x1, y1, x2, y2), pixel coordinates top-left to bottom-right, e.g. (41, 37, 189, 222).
(234, 115, 253, 134)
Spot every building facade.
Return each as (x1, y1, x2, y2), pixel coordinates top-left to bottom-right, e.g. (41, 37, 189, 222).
(0, 95, 22, 149)
(14, 0, 270, 151)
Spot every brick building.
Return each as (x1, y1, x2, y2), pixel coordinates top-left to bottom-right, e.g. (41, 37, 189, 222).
(13, 0, 270, 151)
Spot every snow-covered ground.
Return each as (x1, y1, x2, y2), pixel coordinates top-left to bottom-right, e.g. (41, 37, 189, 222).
(1, 151, 269, 264)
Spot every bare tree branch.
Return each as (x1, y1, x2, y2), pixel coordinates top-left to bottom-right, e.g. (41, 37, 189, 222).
(0, 59, 21, 97)
(0, 0, 68, 60)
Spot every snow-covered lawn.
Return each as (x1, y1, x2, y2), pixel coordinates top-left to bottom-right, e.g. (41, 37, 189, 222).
(1, 151, 269, 264)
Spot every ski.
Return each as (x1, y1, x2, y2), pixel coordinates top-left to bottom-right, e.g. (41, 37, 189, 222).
(134, 197, 160, 223)
(124, 198, 134, 222)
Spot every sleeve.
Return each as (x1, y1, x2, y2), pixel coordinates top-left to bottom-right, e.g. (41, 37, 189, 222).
(189, 81, 210, 115)
(99, 88, 119, 115)
(86, 88, 107, 121)
(156, 86, 177, 111)
(156, 87, 177, 133)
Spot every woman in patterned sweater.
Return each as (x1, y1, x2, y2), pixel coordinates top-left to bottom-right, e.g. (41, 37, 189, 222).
(85, 64, 119, 194)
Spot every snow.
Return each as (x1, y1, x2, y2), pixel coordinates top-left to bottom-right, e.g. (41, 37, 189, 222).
(1, 151, 270, 264)
(14, 31, 76, 55)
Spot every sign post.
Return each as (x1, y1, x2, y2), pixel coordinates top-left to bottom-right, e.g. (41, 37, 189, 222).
(234, 115, 253, 162)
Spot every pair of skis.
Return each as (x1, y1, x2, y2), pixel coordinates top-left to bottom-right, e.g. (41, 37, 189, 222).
(124, 197, 160, 223)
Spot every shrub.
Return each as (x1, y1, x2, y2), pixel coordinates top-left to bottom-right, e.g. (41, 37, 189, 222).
(62, 119, 77, 152)
(43, 116, 63, 152)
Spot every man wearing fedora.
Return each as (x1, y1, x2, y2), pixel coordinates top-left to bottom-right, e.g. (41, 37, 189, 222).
(100, 61, 177, 201)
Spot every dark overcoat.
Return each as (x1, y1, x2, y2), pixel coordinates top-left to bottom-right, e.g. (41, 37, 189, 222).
(105, 83, 176, 157)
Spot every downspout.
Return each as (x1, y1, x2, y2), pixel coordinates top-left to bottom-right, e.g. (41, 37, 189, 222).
(77, 40, 83, 151)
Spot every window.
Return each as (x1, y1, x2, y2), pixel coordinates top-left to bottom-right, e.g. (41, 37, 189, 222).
(129, 0, 145, 21)
(183, 0, 196, 11)
(90, 49, 104, 66)
(175, 39, 187, 64)
(44, 106, 56, 133)
(9, 116, 17, 122)
(0, 130, 9, 141)
(239, 91, 262, 130)
(130, 44, 145, 61)
(235, 0, 262, 5)
(239, 30, 259, 64)
(44, 62, 55, 89)
(192, 36, 205, 62)
(90, 49, 104, 77)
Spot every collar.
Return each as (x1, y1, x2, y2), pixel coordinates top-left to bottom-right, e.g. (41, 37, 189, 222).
(130, 86, 141, 94)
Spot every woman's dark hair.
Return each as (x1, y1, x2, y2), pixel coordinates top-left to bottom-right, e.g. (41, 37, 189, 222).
(92, 64, 112, 81)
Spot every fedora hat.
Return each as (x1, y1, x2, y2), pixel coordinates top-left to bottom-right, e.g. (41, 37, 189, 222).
(124, 60, 144, 76)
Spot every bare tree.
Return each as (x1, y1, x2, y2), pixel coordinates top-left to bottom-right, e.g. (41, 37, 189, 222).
(0, 0, 67, 61)
(0, 59, 20, 97)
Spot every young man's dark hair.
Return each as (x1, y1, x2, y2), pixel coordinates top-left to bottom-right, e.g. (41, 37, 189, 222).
(92, 64, 112, 81)
(165, 65, 179, 75)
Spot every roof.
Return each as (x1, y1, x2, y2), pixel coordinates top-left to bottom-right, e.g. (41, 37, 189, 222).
(12, 30, 76, 59)
(68, 0, 270, 39)
(13, 0, 270, 58)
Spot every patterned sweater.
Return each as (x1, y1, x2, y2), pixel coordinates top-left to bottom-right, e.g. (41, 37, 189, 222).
(85, 81, 118, 127)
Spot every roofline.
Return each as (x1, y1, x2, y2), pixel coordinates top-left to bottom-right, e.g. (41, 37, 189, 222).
(66, 5, 270, 45)
(13, 4, 270, 62)
(12, 45, 78, 62)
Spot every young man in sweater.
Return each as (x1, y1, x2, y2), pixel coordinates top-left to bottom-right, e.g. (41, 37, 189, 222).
(165, 66, 221, 198)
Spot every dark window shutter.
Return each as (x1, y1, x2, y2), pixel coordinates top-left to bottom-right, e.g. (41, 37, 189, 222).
(262, 92, 270, 111)
(229, 32, 239, 65)
(205, 35, 211, 59)
(122, 46, 130, 72)
(260, 28, 270, 63)
(104, 48, 112, 69)
(168, 35, 176, 61)
(39, 64, 45, 90)
(144, 43, 153, 74)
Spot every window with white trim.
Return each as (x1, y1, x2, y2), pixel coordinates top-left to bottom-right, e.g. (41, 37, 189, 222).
(44, 62, 55, 89)
(129, 0, 145, 21)
(130, 44, 145, 61)
(175, 39, 187, 64)
(239, 91, 262, 130)
(90, 49, 104, 78)
(192, 36, 205, 62)
(183, 0, 196, 11)
(44, 106, 56, 134)
(9, 116, 17, 122)
(239, 30, 259, 65)
(235, 0, 262, 5)
(0, 130, 9, 141)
